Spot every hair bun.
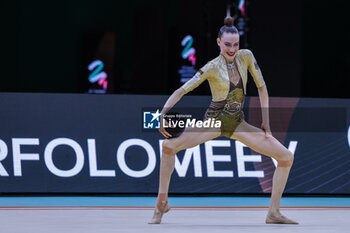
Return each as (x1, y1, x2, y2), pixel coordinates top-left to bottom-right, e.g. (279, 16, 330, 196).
(224, 16, 234, 26)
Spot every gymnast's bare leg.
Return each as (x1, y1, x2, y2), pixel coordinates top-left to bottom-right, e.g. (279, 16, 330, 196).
(149, 125, 221, 224)
(231, 120, 298, 224)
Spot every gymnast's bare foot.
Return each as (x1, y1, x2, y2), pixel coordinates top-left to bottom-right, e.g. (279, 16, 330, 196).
(266, 210, 299, 224)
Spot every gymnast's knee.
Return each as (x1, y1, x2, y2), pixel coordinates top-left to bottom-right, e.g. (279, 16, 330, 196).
(162, 140, 177, 155)
(277, 151, 294, 168)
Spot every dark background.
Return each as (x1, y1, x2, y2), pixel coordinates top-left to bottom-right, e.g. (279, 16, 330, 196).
(1, 0, 349, 98)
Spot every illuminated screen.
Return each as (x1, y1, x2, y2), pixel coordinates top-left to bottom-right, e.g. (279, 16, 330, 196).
(80, 32, 115, 94)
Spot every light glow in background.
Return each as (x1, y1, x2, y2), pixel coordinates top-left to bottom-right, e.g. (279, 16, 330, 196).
(178, 35, 197, 84)
(87, 59, 108, 93)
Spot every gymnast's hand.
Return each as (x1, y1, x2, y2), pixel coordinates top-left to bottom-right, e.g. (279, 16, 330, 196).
(159, 116, 173, 138)
(261, 122, 272, 138)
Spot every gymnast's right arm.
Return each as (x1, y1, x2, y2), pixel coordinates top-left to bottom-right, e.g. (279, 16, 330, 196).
(159, 88, 185, 138)
(159, 68, 210, 138)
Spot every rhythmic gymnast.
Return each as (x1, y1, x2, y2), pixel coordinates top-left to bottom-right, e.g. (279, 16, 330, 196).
(149, 16, 298, 225)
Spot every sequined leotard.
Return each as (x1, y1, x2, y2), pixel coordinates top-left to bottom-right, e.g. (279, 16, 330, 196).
(204, 76, 245, 138)
(180, 49, 265, 138)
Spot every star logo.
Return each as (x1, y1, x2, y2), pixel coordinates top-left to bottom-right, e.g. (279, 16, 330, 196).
(150, 109, 162, 122)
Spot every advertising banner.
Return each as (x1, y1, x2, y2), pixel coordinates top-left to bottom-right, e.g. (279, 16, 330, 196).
(0, 93, 349, 194)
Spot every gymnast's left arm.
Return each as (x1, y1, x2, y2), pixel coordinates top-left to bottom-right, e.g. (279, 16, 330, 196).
(245, 49, 271, 137)
(258, 85, 272, 137)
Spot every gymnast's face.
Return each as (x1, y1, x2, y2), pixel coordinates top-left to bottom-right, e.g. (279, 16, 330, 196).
(217, 32, 240, 63)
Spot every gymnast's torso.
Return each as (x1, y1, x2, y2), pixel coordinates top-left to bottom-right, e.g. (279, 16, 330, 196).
(180, 49, 266, 138)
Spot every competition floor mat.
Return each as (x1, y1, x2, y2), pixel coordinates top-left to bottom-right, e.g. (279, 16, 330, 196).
(0, 197, 349, 233)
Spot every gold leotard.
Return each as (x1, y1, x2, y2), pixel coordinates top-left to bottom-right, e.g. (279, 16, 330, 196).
(204, 77, 245, 138)
(180, 49, 265, 100)
(180, 49, 265, 138)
